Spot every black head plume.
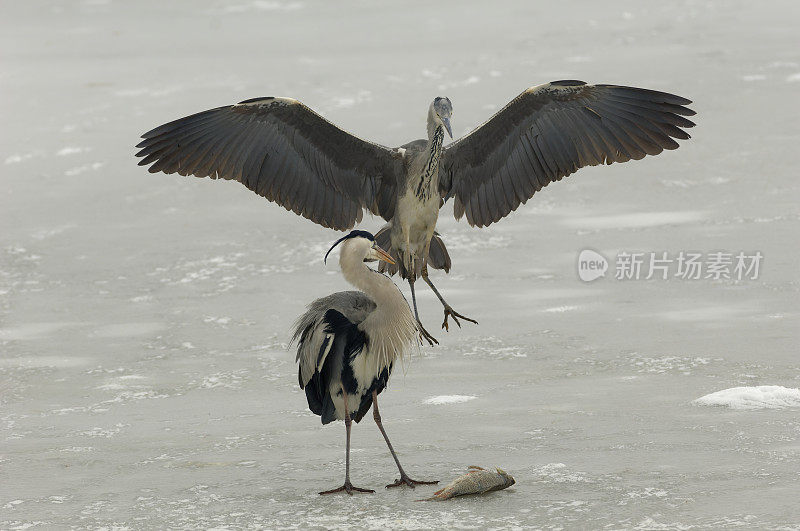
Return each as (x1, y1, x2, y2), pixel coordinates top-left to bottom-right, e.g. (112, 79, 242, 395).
(323, 230, 375, 264)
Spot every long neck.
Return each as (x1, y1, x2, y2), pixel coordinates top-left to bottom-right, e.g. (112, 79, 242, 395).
(415, 110, 445, 199)
(427, 107, 442, 143)
(338, 247, 417, 374)
(340, 252, 404, 309)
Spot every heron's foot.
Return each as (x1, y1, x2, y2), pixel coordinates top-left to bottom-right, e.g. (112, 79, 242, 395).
(319, 481, 375, 496)
(417, 320, 439, 346)
(442, 306, 478, 331)
(386, 474, 439, 489)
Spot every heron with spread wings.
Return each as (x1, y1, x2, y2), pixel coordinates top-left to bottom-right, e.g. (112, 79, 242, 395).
(136, 80, 695, 343)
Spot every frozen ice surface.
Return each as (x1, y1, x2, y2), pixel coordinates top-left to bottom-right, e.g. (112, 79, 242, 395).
(2, 0, 799, 529)
(694, 386, 800, 410)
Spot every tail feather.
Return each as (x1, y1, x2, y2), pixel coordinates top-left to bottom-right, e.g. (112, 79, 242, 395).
(428, 232, 451, 273)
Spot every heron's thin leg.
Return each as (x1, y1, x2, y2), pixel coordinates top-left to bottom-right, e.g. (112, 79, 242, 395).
(319, 389, 374, 495)
(372, 390, 437, 489)
(408, 279, 438, 346)
(421, 266, 478, 332)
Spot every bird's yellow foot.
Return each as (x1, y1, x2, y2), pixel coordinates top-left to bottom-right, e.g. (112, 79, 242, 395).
(319, 481, 375, 496)
(442, 306, 478, 331)
(386, 474, 439, 489)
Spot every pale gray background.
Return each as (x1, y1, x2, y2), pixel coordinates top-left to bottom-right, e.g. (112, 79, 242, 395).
(2, 0, 799, 528)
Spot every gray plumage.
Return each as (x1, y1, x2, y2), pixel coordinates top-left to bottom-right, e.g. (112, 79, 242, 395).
(439, 81, 696, 228)
(291, 290, 389, 425)
(292, 290, 375, 400)
(136, 80, 695, 336)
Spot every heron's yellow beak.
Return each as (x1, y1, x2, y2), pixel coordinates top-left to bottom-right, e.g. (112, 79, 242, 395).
(374, 246, 395, 265)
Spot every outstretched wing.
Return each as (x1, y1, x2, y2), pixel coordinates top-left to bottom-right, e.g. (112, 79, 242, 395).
(136, 97, 402, 230)
(440, 81, 696, 227)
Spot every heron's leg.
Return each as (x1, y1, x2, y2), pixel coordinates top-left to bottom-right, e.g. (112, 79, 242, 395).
(421, 265, 478, 332)
(372, 390, 438, 489)
(319, 389, 375, 495)
(408, 279, 438, 346)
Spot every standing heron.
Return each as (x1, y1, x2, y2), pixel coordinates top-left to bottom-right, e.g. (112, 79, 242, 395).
(292, 229, 437, 494)
(136, 80, 695, 342)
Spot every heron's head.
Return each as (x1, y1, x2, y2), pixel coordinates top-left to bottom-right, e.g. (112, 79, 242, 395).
(431, 96, 453, 138)
(324, 230, 395, 266)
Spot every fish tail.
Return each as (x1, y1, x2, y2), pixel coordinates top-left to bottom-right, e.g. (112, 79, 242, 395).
(416, 496, 449, 501)
(416, 487, 450, 501)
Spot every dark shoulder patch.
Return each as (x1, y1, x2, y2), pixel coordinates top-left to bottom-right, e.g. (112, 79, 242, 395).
(322, 308, 367, 360)
(550, 80, 586, 87)
(322, 308, 355, 333)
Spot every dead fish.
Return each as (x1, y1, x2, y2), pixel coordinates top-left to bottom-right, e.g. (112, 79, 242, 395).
(418, 466, 515, 501)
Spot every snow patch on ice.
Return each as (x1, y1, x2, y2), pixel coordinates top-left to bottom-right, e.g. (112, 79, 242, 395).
(204, 316, 231, 325)
(461, 336, 528, 359)
(97, 374, 147, 391)
(619, 487, 668, 505)
(424, 395, 477, 405)
(78, 423, 129, 438)
(660, 305, 747, 322)
(5, 152, 38, 164)
(90, 322, 164, 338)
(31, 224, 76, 240)
(0, 322, 81, 342)
(564, 211, 704, 230)
(542, 305, 580, 313)
(96, 382, 128, 391)
(629, 354, 715, 375)
(194, 370, 248, 390)
(693, 386, 800, 410)
(56, 146, 89, 156)
(65, 162, 104, 176)
(534, 463, 592, 483)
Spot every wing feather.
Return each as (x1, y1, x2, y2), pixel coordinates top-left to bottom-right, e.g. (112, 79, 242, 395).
(441, 81, 695, 227)
(137, 98, 401, 230)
